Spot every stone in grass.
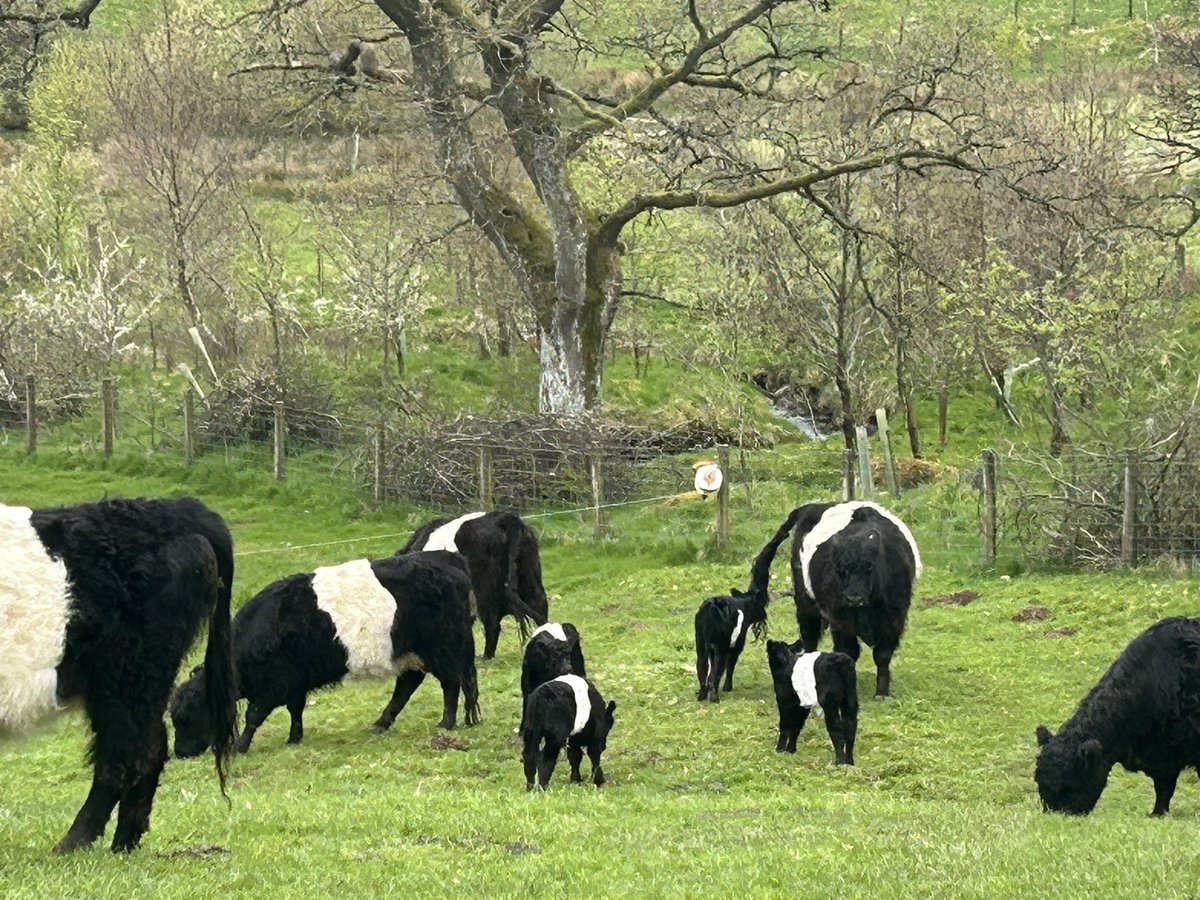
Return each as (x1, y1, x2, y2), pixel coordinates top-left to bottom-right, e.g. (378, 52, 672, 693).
(920, 590, 979, 607)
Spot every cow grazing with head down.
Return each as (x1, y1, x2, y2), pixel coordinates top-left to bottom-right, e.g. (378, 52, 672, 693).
(764, 501, 920, 698)
(766, 640, 858, 765)
(522, 673, 615, 791)
(398, 510, 549, 659)
(1036, 616, 1200, 817)
(170, 549, 479, 756)
(693, 507, 802, 703)
(0, 497, 236, 853)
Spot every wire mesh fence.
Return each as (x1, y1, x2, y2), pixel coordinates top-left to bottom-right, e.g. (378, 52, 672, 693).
(11, 371, 1200, 575)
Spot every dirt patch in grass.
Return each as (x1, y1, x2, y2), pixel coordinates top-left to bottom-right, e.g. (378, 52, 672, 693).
(921, 590, 979, 607)
(626, 621, 649, 630)
(504, 842, 540, 855)
(1044, 626, 1077, 638)
(599, 602, 622, 614)
(1012, 605, 1051, 622)
(431, 734, 469, 751)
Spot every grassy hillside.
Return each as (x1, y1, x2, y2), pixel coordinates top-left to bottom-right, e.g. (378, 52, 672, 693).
(2, 447, 1198, 896)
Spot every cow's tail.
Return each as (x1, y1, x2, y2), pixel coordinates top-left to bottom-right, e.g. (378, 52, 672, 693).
(462, 628, 481, 727)
(748, 506, 806, 598)
(204, 531, 238, 797)
(502, 513, 547, 638)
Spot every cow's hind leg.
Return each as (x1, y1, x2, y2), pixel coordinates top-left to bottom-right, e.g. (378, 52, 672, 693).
(236, 701, 276, 753)
(696, 645, 710, 701)
(567, 741, 585, 784)
(54, 769, 123, 854)
(286, 694, 307, 744)
(481, 611, 502, 660)
(708, 651, 728, 704)
(723, 648, 740, 692)
(111, 720, 168, 852)
(523, 735, 541, 791)
(538, 739, 562, 789)
(1152, 771, 1179, 816)
(436, 674, 461, 730)
(822, 703, 854, 766)
(371, 671, 426, 733)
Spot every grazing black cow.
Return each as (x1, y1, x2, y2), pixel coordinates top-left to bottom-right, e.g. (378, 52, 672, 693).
(521, 622, 587, 712)
(170, 549, 479, 756)
(522, 674, 615, 791)
(397, 511, 549, 659)
(1036, 616, 1200, 816)
(0, 497, 236, 853)
(765, 501, 921, 698)
(694, 508, 802, 703)
(766, 640, 858, 765)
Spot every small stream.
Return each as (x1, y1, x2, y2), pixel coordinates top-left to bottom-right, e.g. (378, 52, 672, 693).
(767, 398, 829, 441)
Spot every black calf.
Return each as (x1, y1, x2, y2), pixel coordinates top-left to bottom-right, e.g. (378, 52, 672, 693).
(694, 509, 799, 702)
(522, 674, 615, 791)
(766, 640, 858, 765)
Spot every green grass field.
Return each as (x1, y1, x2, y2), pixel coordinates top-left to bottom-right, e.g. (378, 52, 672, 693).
(3, 448, 1200, 897)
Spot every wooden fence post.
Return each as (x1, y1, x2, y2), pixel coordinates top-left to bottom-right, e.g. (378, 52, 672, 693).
(478, 446, 494, 511)
(101, 377, 115, 458)
(876, 408, 900, 497)
(183, 389, 195, 466)
(590, 450, 605, 540)
(855, 426, 874, 501)
(24, 374, 36, 454)
(374, 421, 386, 505)
(1121, 453, 1137, 567)
(273, 401, 285, 481)
(842, 448, 856, 501)
(715, 444, 731, 549)
(981, 448, 997, 567)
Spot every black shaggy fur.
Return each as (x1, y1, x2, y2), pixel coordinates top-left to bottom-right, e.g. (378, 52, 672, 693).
(522, 676, 616, 791)
(1035, 616, 1200, 816)
(694, 508, 801, 703)
(170, 550, 480, 756)
(762, 502, 917, 697)
(13, 497, 237, 854)
(765, 640, 858, 765)
(519, 624, 586, 735)
(397, 510, 549, 659)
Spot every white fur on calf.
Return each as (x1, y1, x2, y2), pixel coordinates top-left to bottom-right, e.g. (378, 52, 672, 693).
(790, 652, 821, 710)
(729, 610, 745, 648)
(800, 501, 923, 599)
(421, 512, 487, 553)
(553, 673, 591, 735)
(311, 559, 399, 679)
(531, 622, 567, 642)
(0, 504, 72, 731)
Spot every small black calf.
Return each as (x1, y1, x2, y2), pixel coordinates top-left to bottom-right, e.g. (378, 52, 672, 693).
(766, 640, 858, 765)
(522, 674, 615, 791)
(171, 550, 479, 756)
(694, 509, 799, 702)
(521, 622, 586, 704)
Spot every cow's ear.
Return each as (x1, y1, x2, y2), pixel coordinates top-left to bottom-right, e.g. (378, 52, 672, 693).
(1035, 725, 1053, 746)
(606, 700, 617, 718)
(1078, 738, 1103, 762)
(730, 587, 746, 598)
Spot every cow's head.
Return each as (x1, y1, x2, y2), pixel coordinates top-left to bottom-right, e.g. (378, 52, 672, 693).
(765, 639, 795, 681)
(1034, 724, 1109, 815)
(835, 528, 884, 609)
(169, 666, 214, 759)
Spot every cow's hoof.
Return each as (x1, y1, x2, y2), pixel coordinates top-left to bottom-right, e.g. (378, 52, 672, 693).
(369, 722, 390, 734)
(53, 832, 95, 854)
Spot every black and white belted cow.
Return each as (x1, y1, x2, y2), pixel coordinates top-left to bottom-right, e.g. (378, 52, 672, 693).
(398, 510, 549, 658)
(0, 497, 236, 853)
